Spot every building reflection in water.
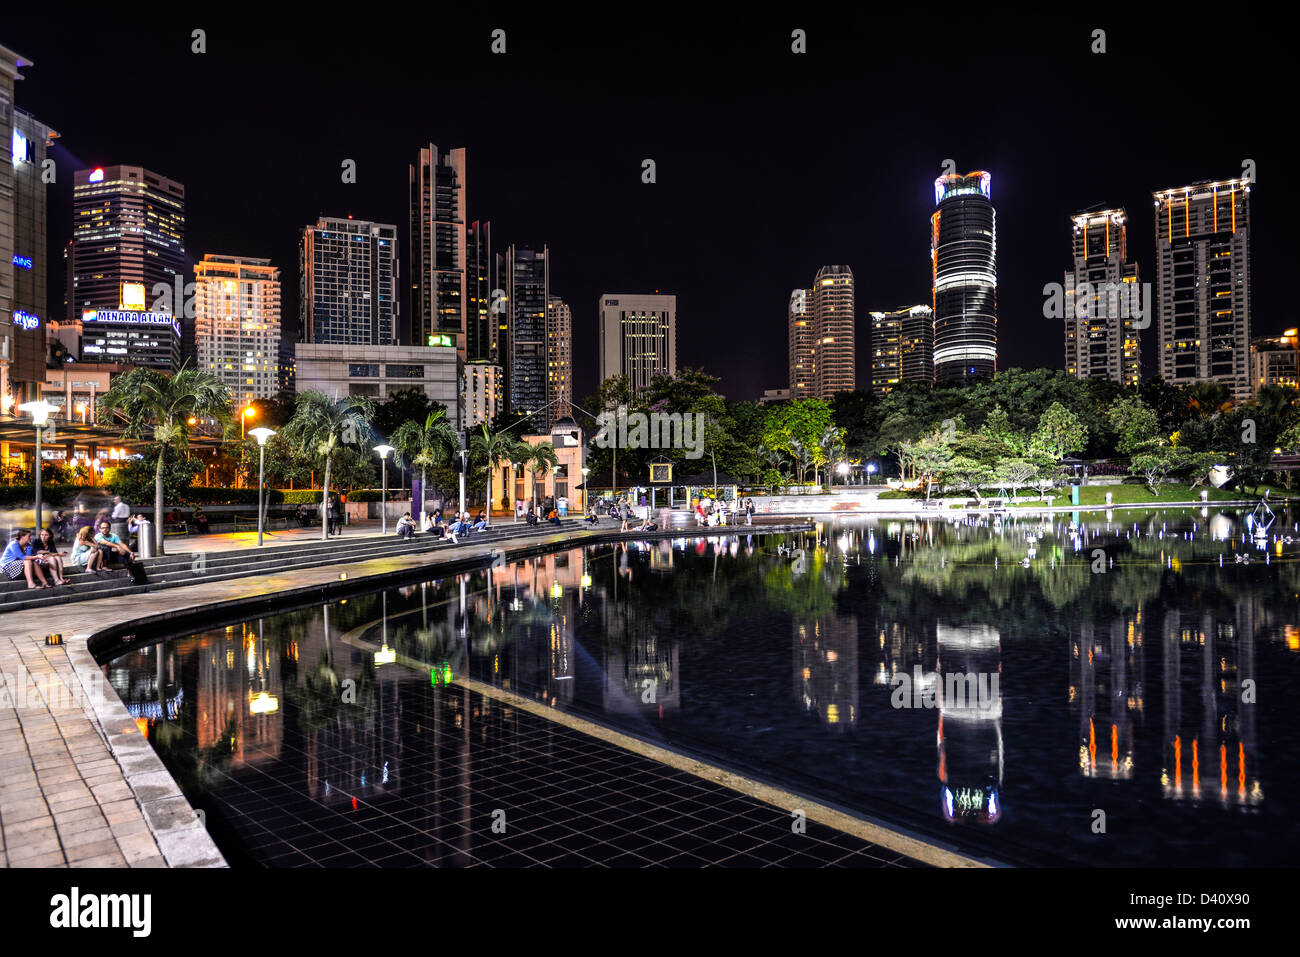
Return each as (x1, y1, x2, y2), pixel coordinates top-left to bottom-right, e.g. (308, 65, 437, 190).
(1161, 602, 1262, 808)
(1069, 609, 1144, 780)
(935, 623, 1003, 824)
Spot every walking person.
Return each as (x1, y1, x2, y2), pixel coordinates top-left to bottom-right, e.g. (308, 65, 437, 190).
(745, 497, 754, 526)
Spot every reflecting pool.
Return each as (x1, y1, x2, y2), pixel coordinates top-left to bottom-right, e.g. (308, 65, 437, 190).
(104, 507, 1300, 866)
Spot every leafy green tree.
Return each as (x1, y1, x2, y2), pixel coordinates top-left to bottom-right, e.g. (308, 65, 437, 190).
(391, 408, 458, 520)
(374, 388, 439, 439)
(1030, 402, 1088, 463)
(1105, 396, 1160, 456)
(279, 392, 375, 540)
(98, 363, 231, 553)
(1130, 447, 1179, 494)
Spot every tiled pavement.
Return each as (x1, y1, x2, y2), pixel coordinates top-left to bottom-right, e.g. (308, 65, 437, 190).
(178, 678, 926, 869)
(0, 634, 164, 867)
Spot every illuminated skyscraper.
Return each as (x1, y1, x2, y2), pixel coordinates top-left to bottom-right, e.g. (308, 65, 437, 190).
(546, 295, 572, 426)
(932, 171, 996, 383)
(465, 219, 500, 363)
(194, 255, 282, 404)
(507, 246, 549, 416)
(788, 287, 813, 399)
(598, 293, 676, 393)
(811, 265, 855, 398)
(69, 164, 185, 325)
(871, 305, 933, 397)
(1064, 208, 1141, 386)
(409, 144, 466, 355)
(299, 216, 399, 346)
(1153, 178, 1253, 401)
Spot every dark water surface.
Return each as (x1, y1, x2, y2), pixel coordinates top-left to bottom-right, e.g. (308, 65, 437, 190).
(104, 507, 1300, 866)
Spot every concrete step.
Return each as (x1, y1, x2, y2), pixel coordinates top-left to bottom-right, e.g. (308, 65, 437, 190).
(0, 522, 583, 613)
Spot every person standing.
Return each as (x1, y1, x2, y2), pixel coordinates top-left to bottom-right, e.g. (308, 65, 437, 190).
(558, 495, 568, 518)
(111, 495, 131, 544)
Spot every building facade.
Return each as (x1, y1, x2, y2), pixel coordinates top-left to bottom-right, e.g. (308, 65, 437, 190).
(460, 359, 503, 431)
(465, 220, 500, 363)
(194, 255, 282, 404)
(788, 287, 813, 399)
(1249, 333, 1299, 393)
(598, 293, 676, 393)
(69, 165, 186, 321)
(932, 171, 997, 383)
(871, 305, 933, 397)
(4, 103, 55, 405)
(293, 342, 458, 419)
(506, 246, 549, 417)
(1154, 178, 1253, 401)
(409, 145, 466, 356)
(299, 216, 399, 346)
(546, 296, 572, 426)
(80, 309, 182, 371)
(811, 265, 855, 398)
(1064, 208, 1141, 386)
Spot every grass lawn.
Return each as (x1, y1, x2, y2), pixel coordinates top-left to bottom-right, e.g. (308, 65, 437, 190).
(1009, 484, 1286, 507)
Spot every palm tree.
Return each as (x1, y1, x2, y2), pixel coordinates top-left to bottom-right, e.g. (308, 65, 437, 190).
(279, 392, 375, 540)
(1185, 382, 1232, 419)
(391, 408, 458, 523)
(524, 441, 560, 511)
(98, 363, 231, 555)
(788, 438, 814, 487)
(817, 425, 844, 488)
(470, 423, 528, 527)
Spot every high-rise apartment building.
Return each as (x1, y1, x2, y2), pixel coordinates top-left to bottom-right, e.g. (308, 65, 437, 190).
(506, 246, 549, 417)
(299, 216, 399, 346)
(932, 171, 997, 383)
(69, 165, 185, 322)
(461, 359, 503, 430)
(1154, 178, 1253, 401)
(598, 293, 676, 393)
(788, 288, 813, 399)
(1063, 208, 1141, 386)
(465, 220, 501, 363)
(1249, 333, 1298, 393)
(546, 296, 573, 426)
(870, 305, 933, 397)
(194, 255, 282, 404)
(811, 265, 855, 398)
(409, 145, 466, 356)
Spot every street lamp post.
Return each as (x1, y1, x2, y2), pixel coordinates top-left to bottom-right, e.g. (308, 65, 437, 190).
(374, 444, 395, 534)
(18, 401, 58, 532)
(249, 428, 276, 546)
(511, 463, 522, 521)
(582, 466, 590, 513)
(867, 463, 877, 486)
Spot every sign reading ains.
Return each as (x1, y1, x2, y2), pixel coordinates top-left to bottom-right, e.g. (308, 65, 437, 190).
(83, 310, 183, 339)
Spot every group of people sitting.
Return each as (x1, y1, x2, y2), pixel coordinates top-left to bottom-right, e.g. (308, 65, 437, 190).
(585, 498, 659, 533)
(3, 520, 136, 590)
(393, 509, 488, 542)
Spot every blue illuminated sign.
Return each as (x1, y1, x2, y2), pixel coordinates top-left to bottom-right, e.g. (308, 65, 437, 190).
(12, 254, 33, 269)
(13, 310, 40, 330)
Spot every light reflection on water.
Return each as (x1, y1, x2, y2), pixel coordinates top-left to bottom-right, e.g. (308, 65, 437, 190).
(106, 507, 1300, 866)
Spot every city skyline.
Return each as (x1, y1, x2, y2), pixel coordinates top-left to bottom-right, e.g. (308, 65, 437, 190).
(2, 16, 1288, 408)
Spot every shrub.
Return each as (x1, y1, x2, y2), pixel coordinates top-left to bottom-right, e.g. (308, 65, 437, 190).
(0, 485, 76, 508)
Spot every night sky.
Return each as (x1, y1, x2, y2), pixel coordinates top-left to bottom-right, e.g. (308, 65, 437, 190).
(4, 13, 1289, 405)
